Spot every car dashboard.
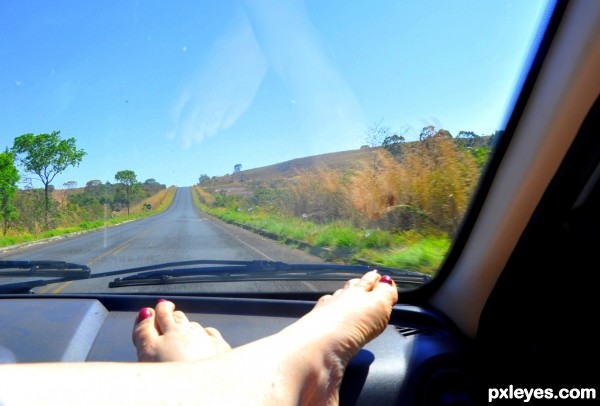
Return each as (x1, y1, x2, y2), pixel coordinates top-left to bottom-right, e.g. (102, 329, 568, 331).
(0, 294, 475, 405)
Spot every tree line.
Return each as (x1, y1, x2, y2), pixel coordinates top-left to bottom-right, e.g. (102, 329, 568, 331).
(0, 131, 166, 235)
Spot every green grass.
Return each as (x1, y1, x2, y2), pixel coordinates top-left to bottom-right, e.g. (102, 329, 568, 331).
(0, 189, 176, 249)
(1, 218, 126, 249)
(358, 235, 450, 274)
(314, 225, 359, 249)
(192, 190, 450, 275)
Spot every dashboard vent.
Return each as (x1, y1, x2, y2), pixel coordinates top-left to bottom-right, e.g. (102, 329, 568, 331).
(395, 326, 429, 338)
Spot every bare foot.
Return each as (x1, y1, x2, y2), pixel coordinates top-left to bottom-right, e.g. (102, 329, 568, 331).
(132, 299, 231, 362)
(278, 270, 398, 405)
(130, 271, 397, 406)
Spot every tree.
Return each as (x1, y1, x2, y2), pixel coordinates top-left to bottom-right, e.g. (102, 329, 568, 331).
(63, 181, 78, 189)
(115, 170, 140, 215)
(61, 180, 78, 205)
(141, 178, 165, 196)
(456, 131, 480, 148)
(233, 164, 242, 173)
(382, 133, 406, 157)
(0, 151, 20, 235)
(85, 180, 103, 189)
(418, 125, 436, 141)
(198, 174, 210, 185)
(12, 131, 86, 229)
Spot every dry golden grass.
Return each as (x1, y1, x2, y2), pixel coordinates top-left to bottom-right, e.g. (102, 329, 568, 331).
(202, 140, 483, 234)
(193, 186, 215, 206)
(284, 166, 352, 222)
(52, 187, 84, 209)
(115, 186, 176, 215)
(348, 149, 404, 221)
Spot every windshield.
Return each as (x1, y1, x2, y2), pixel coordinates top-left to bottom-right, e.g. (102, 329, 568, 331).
(0, 1, 553, 296)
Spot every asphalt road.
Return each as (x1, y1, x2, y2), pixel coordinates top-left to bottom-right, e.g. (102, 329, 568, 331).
(0, 187, 328, 294)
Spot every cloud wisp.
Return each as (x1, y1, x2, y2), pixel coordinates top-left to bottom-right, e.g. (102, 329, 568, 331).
(169, 0, 365, 151)
(168, 7, 268, 147)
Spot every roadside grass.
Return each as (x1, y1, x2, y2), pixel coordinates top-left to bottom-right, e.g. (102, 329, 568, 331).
(358, 234, 450, 274)
(113, 186, 176, 217)
(192, 188, 449, 275)
(0, 187, 176, 249)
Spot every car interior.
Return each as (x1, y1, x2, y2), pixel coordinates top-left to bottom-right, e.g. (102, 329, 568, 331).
(0, 0, 598, 404)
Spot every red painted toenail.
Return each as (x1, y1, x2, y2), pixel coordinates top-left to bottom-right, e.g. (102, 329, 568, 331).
(138, 307, 152, 321)
(157, 298, 167, 303)
(379, 275, 393, 285)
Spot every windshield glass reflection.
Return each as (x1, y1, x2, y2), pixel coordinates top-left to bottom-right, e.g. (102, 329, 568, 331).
(0, 1, 553, 294)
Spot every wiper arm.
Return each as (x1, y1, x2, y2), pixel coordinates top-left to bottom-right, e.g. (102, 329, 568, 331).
(0, 260, 91, 278)
(0, 260, 91, 294)
(108, 260, 432, 288)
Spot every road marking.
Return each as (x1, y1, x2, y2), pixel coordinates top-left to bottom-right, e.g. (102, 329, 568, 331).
(50, 280, 74, 294)
(87, 240, 133, 266)
(37, 280, 74, 294)
(200, 215, 275, 261)
(45, 221, 165, 293)
(302, 281, 318, 291)
(87, 226, 157, 266)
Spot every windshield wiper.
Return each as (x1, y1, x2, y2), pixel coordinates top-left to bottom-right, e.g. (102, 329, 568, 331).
(107, 260, 432, 288)
(0, 260, 91, 277)
(0, 259, 431, 293)
(0, 261, 91, 293)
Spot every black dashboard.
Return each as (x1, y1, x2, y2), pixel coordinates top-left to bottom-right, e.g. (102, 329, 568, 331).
(0, 295, 475, 405)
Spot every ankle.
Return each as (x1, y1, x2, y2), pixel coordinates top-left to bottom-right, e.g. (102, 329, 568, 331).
(273, 328, 346, 405)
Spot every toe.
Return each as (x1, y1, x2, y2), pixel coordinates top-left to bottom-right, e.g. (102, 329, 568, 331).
(316, 294, 333, 307)
(372, 275, 399, 304)
(205, 327, 232, 352)
(132, 307, 158, 348)
(205, 327, 227, 342)
(155, 300, 179, 333)
(173, 310, 190, 324)
(354, 270, 380, 291)
(343, 278, 361, 289)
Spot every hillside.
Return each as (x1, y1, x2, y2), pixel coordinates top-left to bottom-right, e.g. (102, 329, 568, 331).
(204, 134, 492, 193)
(205, 147, 382, 193)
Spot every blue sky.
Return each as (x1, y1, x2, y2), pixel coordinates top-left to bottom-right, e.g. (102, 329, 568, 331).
(1, 0, 552, 188)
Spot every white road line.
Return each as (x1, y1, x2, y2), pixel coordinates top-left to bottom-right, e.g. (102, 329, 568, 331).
(201, 216, 276, 261)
